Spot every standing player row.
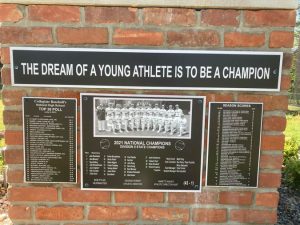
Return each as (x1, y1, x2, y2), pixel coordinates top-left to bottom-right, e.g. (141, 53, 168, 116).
(96, 103, 188, 136)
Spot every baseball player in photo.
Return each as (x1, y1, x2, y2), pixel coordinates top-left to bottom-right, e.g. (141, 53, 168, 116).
(178, 113, 187, 136)
(121, 104, 129, 132)
(167, 105, 175, 118)
(157, 111, 165, 133)
(152, 103, 160, 131)
(172, 104, 183, 134)
(113, 104, 123, 133)
(128, 103, 135, 131)
(134, 107, 141, 131)
(105, 108, 115, 133)
(163, 114, 172, 134)
(140, 104, 148, 131)
(146, 108, 152, 131)
(96, 104, 106, 131)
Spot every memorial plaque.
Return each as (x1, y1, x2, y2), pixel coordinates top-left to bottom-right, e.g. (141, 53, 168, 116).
(23, 97, 77, 183)
(81, 94, 205, 191)
(11, 47, 282, 91)
(206, 102, 263, 187)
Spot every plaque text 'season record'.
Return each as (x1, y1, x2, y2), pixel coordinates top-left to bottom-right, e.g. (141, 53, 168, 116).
(11, 47, 282, 91)
(81, 94, 205, 192)
(206, 102, 263, 188)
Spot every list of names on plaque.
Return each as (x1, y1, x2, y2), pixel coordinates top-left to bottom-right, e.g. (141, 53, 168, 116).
(23, 97, 77, 183)
(81, 94, 205, 191)
(206, 102, 263, 187)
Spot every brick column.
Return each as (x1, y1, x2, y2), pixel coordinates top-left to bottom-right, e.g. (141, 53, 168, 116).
(0, 2, 296, 224)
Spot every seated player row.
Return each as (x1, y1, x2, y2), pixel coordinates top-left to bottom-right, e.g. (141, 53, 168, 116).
(96, 103, 187, 136)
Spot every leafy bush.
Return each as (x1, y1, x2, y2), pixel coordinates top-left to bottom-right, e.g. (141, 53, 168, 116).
(0, 152, 3, 167)
(284, 136, 300, 164)
(284, 158, 300, 190)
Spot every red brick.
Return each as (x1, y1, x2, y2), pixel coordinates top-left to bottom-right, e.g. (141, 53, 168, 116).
(113, 28, 163, 46)
(115, 192, 163, 203)
(215, 94, 235, 102)
(0, 4, 23, 22)
(31, 89, 60, 98)
(219, 191, 253, 205)
(263, 116, 286, 131)
(283, 53, 293, 69)
(244, 10, 296, 27)
(88, 206, 137, 220)
(2, 89, 27, 106)
(5, 130, 23, 145)
(57, 27, 108, 44)
(36, 206, 83, 220)
(3, 110, 22, 125)
(193, 208, 227, 223)
(62, 187, 110, 202)
(168, 191, 218, 204)
(28, 5, 80, 22)
(142, 207, 189, 222)
(259, 173, 281, 188)
(1, 67, 11, 85)
(204, 93, 234, 104)
(8, 205, 31, 220)
(86, 7, 137, 24)
(237, 95, 288, 111)
(256, 192, 279, 208)
(9, 187, 57, 201)
(261, 135, 285, 151)
(0, 47, 10, 64)
(270, 31, 294, 48)
(281, 75, 291, 90)
(60, 90, 80, 100)
(197, 191, 219, 204)
(230, 209, 277, 224)
(201, 9, 239, 26)
(167, 30, 220, 47)
(260, 154, 283, 169)
(144, 8, 196, 26)
(0, 27, 53, 44)
(66, 224, 108, 225)
(7, 169, 23, 183)
(225, 32, 265, 47)
(4, 149, 23, 164)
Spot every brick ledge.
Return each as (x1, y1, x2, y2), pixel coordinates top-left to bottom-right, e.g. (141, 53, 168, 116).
(0, 0, 298, 9)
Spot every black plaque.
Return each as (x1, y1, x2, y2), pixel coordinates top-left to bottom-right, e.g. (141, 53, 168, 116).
(81, 94, 205, 191)
(23, 97, 77, 183)
(11, 47, 282, 91)
(206, 102, 263, 187)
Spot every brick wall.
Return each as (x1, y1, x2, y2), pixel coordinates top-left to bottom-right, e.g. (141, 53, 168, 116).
(0, 3, 295, 224)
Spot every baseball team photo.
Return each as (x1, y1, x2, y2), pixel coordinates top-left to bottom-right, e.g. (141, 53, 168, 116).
(93, 97, 192, 139)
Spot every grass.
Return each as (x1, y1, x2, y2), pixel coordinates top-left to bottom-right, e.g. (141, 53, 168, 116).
(288, 105, 300, 112)
(285, 114, 300, 146)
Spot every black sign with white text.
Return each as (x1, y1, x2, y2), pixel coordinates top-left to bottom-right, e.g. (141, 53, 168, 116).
(12, 47, 282, 91)
(81, 94, 205, 191)
(23, 97, 77, 183)
(206, 102, 263, 187)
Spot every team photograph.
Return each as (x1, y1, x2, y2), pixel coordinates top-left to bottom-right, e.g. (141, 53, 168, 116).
(93, 97, 192, 139)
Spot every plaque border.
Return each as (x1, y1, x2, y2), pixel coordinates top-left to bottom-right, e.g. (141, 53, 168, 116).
(80, 93, 206, 192)
(11, 47, 283, 92)
(205, 102, 263, 188)
(22, 97, 78, 184)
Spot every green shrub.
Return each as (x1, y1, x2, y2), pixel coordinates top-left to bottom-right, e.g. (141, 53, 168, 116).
(0, 151, 3, 167)
(284, 136, 300, 164)
(284, 158, 300, 190)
